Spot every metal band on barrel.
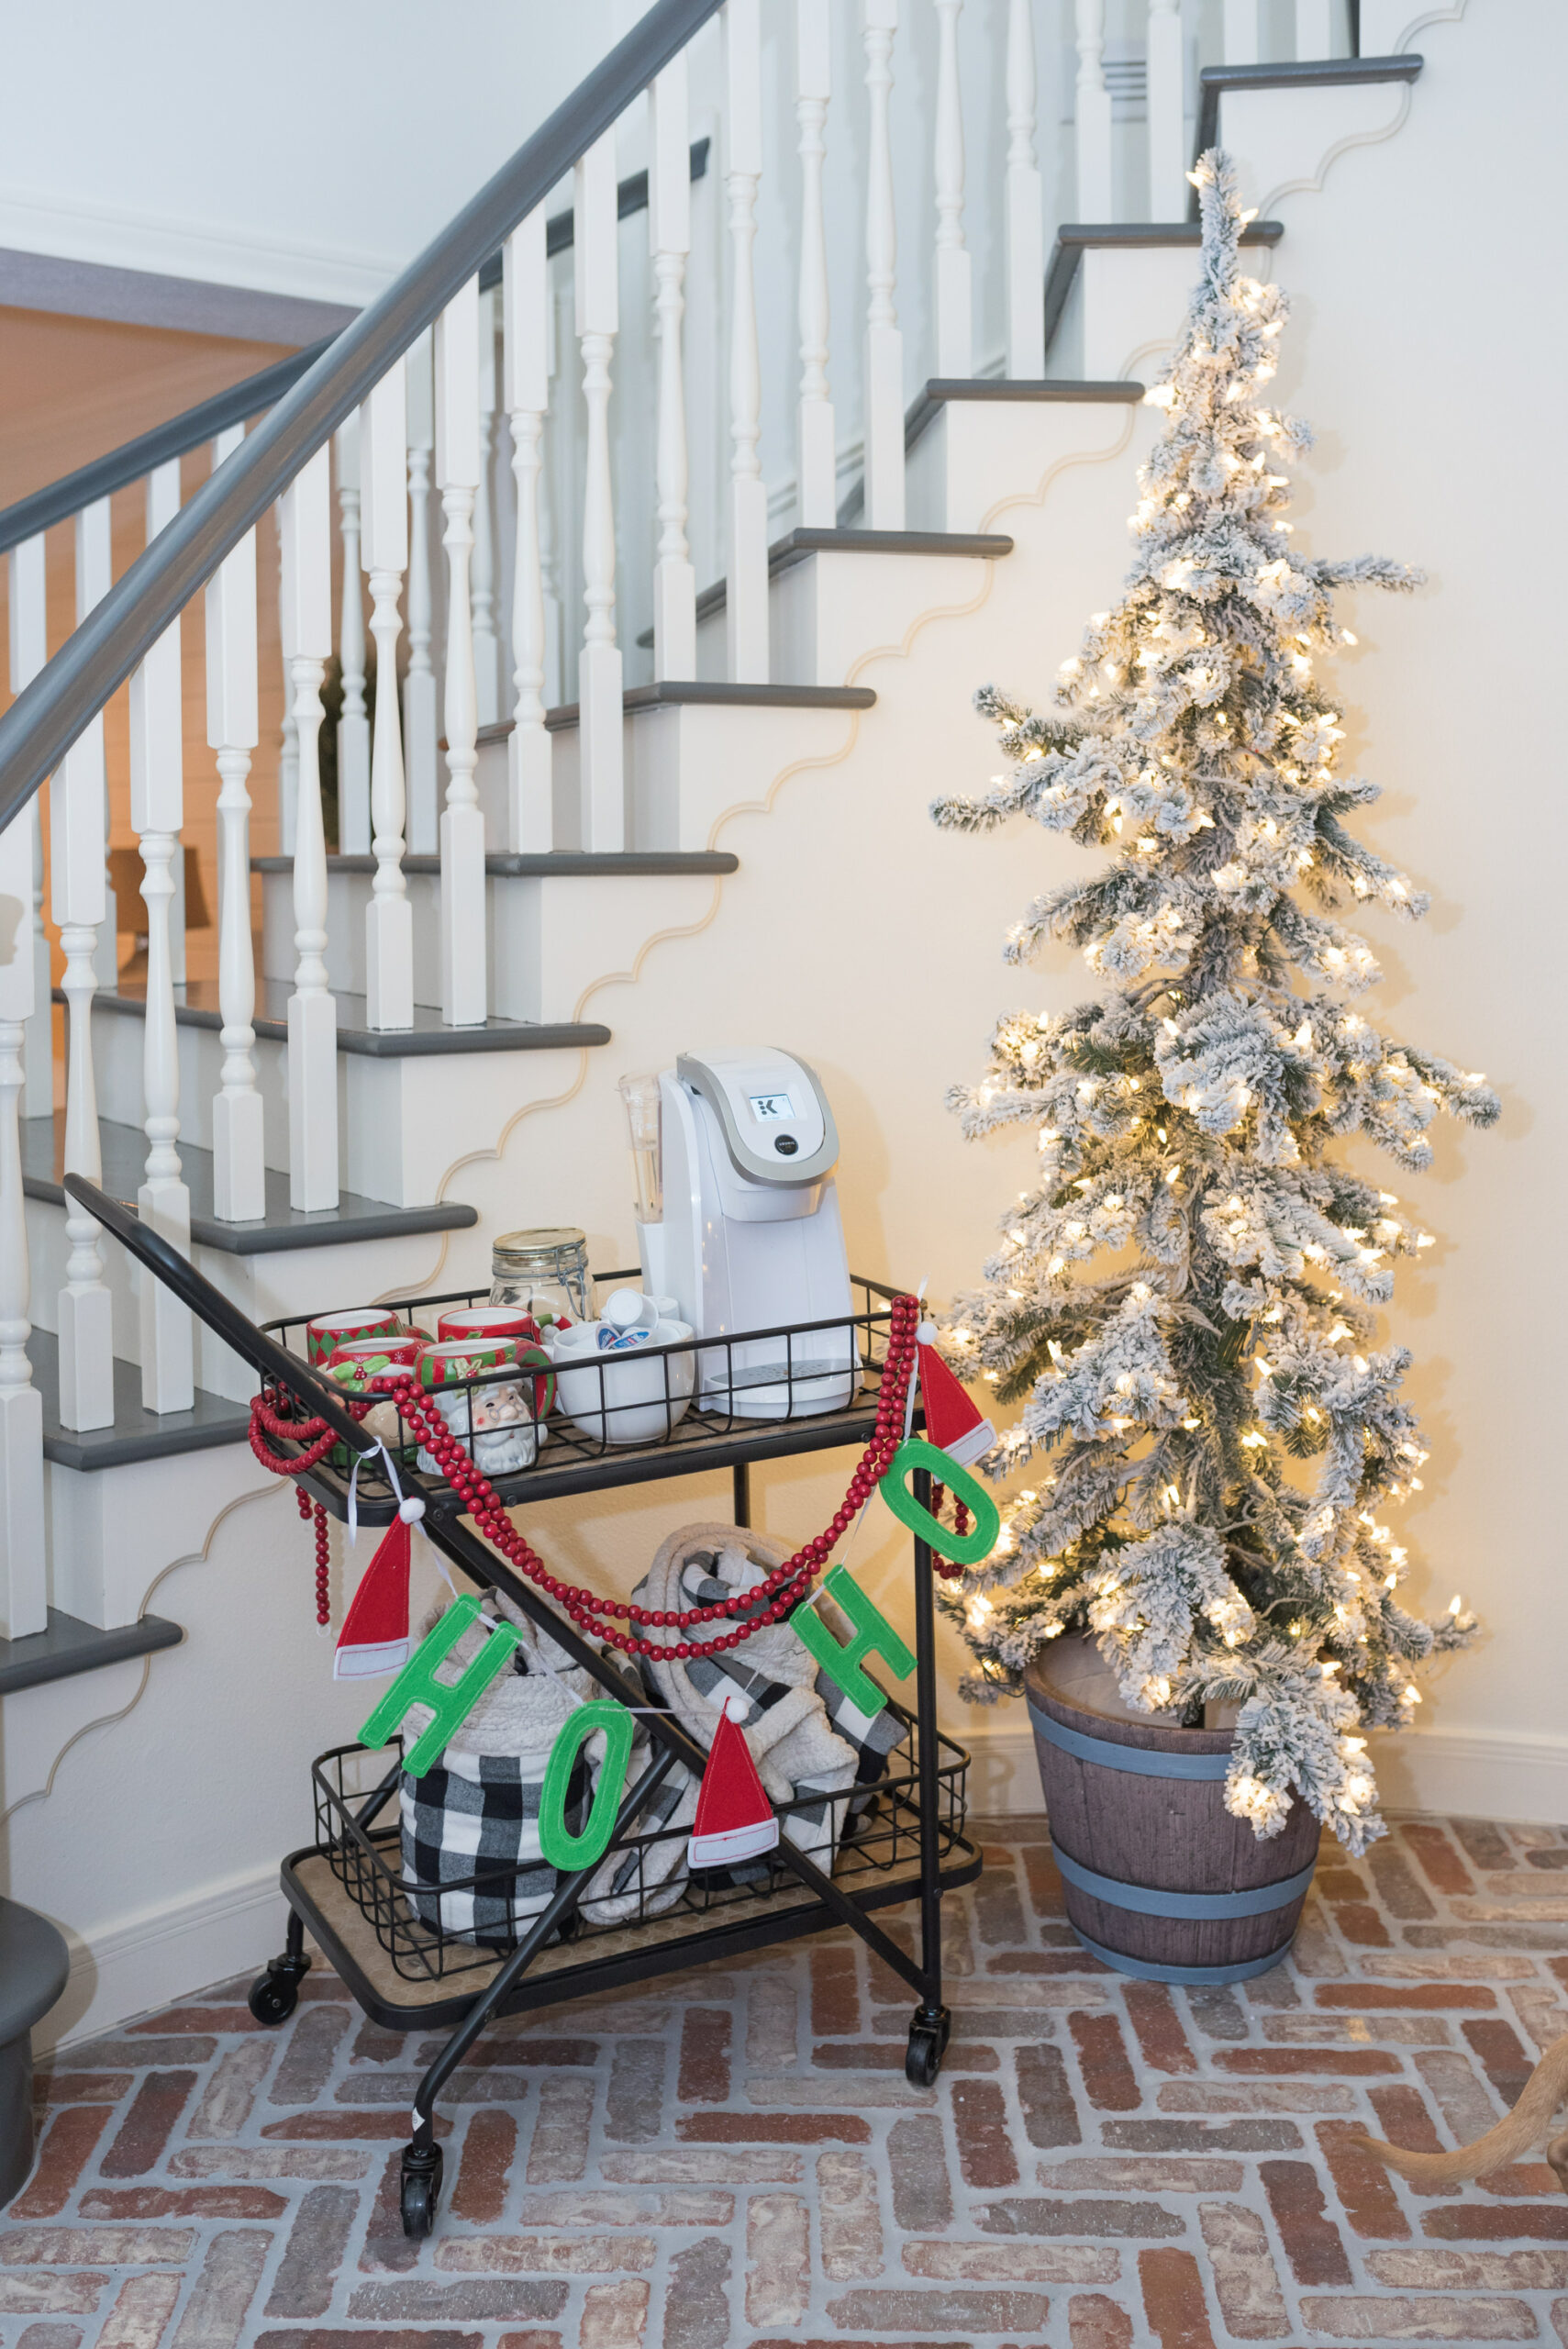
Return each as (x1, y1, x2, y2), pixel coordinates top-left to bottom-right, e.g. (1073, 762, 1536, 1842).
(1070, 1925, 1302, 1986)
(1051, 1840, 1318, 1920)
(1028, 1694, 1230, 1779)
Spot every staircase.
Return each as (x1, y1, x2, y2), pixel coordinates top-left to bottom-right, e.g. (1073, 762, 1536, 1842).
(0, 0, 1440, 2040)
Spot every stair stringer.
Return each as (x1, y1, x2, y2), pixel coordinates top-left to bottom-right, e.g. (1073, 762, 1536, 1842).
(372, 390, 1162, 1335)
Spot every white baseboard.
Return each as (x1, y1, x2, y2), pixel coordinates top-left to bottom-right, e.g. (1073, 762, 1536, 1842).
(963, 1714, 1568, 1830)
(40, 1863, 290, 2055)
(1369, 1726, 1568, 1826)
(34, 1721, 1568, 2048)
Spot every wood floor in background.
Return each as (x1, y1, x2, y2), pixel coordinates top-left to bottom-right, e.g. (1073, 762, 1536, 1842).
(6, 1810, 1568, 2347)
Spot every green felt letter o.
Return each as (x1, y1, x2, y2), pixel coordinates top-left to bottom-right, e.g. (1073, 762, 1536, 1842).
(879, 1438, 1002, 1564)
(538, 1700, 635, 1872)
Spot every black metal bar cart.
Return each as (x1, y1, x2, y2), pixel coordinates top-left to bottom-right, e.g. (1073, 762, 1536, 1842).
(67, 1176, 981, 2240)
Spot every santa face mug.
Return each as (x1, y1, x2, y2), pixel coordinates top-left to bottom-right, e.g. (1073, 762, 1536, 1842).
(415, 1340, 557, 1477)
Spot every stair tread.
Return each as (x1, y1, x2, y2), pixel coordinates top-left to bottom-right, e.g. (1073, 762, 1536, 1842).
(23, 1112, 478, 1257)
(636, 527, 1014, 645)
(250, 850, 740, 878)
(0, 1603, 184, 1691)
(483, 679, 876, 737)
(904, 375, 1147, 451)
(74, 979, 610, 1059)
(1042, 217, 1284, 362)
(26, 1325, 251, 1471)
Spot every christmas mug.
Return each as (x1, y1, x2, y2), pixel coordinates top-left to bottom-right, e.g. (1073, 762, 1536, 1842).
(323, 1337, 425, 1463)
(306, 1308, 403, 1366)
(436, 1306, 543, 1348)
(416, 1338, 556, 1478)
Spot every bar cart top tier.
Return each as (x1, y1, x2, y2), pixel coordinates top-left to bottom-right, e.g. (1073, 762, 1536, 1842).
(267, 1272, 912, 1523)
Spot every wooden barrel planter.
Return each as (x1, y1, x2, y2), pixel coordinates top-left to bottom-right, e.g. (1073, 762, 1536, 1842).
(1025, 1646, 1321, 1984)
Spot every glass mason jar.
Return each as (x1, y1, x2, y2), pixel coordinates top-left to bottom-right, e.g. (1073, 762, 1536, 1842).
(490, 1229, 592, 1328)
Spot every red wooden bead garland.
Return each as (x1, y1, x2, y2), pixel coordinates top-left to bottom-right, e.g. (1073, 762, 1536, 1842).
(248, 1296, 922, 1661)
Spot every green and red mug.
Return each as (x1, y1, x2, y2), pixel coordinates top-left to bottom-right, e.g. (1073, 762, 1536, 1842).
(306, 1308, 404, 1366)
(417, 1337, 556, 1423)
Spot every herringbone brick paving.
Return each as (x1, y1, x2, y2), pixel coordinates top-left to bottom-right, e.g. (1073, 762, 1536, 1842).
(7, 1809, 1568, 2346)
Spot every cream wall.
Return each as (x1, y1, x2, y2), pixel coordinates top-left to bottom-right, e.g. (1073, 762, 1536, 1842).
(6, 0, 1562, 2041)
(388, 0, 1562, 1821)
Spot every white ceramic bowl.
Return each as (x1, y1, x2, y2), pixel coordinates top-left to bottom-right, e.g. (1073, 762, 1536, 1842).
(549, 1318, 695, 1447)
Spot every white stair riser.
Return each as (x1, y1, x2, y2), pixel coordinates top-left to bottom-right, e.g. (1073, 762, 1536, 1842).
(23, 1188, 481, 1397)
(769, 549, 999, 688)
(90, 1004, 323, 1176)
(906, 397, 1152, 537)
(1216, 78, 1416, 217)
(341, 1038, 586, 1209)
(87, 998, 591, 1208)
(260, 863, 718, 1024)
(47, 1443, 271, 1631)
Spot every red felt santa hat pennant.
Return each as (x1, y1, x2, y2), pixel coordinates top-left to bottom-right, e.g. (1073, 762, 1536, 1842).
(687, 1701, 779, 1870)
(333, 1495, 425, 1680)
(916, 1320, 995, 1471)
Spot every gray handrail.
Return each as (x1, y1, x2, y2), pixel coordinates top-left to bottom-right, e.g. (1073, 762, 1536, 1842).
(0, 0, 724, 833)
(0, 137, 712, 561)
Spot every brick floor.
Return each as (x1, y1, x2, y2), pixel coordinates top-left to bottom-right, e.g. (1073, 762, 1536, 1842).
(6, 1810, 1568, 2344)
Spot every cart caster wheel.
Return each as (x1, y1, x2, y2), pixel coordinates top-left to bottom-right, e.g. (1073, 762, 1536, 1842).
(906, 2006, 951, 2087)
(400, 2143, 443, 2239)
(248, 1969, 299, 2027)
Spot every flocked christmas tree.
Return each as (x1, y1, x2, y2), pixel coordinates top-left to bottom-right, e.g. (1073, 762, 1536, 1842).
(929, 152, 1496, 1856)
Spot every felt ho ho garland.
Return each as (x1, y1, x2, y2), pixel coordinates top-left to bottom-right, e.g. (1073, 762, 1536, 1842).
(249, 1299, 999, 1871)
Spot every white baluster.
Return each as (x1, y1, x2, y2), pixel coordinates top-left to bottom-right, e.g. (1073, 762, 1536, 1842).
(539, 284, 563, 711)
(795, 0, 835, 526)
(504, 207, 554, 848)
(281, 445, 339, 1208)
(0, 558, 45, 1635)
(436, 276, 488, 1022)
(1223, 0, 1260, 62)
(76, 501, 118, 988)
(0, 781, 43, 1636)
(334, 415, 372, 853)
(862, 0, 906, 529)
(51, 714, 113, 1431)
(1075, 0, 1114, 219)
(206, 425, 265, 1223)
(575, 130, 626, 846)
(725, 0, 769, 679)
(473, 287, 501, 731)
(1295, 0, 1332, 55)
(1005, 0, 1045, 377)
(275, 504, 298, 857)
(361, 364, 415, 1029)
(129, 460, 194, 1413)
(6, 537, 53, 1120)
(932, 0, 971, 377)
(651, 53, 697, 682)
(404, 328, 439, 855)
(1147, 0, 1187, 221)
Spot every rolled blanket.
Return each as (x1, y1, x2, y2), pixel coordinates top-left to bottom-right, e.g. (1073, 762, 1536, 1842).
(635, 1523, 900, 1879)
(398, 1588, 684, 1943)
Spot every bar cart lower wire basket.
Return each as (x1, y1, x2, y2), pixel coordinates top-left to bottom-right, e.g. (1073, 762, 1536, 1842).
(65, 1176, 982, 2242)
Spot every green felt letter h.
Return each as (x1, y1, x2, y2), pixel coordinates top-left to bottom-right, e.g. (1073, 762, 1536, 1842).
(794, 1563, 916, 1720)
(359, 1592, 521, 1774)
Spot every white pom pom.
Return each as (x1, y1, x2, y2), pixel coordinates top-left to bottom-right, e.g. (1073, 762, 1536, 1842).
(398, 1496, 426, 1524)
(917, 1319, 938, 1347)
(721, 1691, 749, 1722)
